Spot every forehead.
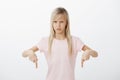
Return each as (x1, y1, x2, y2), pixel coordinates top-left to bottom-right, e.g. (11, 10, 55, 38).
(53, 14, 66, 21)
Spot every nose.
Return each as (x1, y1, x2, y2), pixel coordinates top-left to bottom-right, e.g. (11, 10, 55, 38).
(56, 22, 60, 28)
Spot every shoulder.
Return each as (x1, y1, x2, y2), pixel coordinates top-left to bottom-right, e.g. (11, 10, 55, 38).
(71, 35, 85, 51)
(71, 35, 81, 41)
(41, 36, 49, 41)
(38, 36, 49, 43)
(71, 35, 84, 44)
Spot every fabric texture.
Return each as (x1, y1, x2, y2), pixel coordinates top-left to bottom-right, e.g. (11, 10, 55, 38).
(36, 36, 84, 80)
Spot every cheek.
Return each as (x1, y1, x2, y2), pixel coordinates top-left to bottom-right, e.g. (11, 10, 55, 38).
(52, 24, 57, 31)
(61, 23, 66, 30)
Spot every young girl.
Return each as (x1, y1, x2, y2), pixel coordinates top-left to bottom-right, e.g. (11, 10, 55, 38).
(22, 7, 98, 80)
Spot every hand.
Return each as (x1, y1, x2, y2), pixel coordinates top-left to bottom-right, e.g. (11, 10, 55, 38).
(22, 50, 38, 68)
(22, 49, 34, 57)
(29, 53, 38, 68)
(81, 52, 90, 68)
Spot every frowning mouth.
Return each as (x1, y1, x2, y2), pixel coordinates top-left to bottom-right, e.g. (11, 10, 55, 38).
(56, 28, 61, 30)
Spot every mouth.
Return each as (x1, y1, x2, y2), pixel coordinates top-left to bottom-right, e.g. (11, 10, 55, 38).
(56, 28, 61, 30)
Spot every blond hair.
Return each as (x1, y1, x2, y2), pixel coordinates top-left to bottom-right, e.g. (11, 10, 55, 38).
(48, 7, 72, 55)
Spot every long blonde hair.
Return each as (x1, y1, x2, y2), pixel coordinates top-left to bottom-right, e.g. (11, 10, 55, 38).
(48, 7, 72, 55)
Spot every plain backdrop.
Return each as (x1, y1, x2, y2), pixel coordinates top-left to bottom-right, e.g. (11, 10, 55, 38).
(0, 0, 120, 80)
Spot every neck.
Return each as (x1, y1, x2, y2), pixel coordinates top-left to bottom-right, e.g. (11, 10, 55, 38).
(55, 33, 66, 40)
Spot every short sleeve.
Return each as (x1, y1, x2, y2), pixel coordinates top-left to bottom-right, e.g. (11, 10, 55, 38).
(36, 38, 45, 53)
(76, 37, 85, 52)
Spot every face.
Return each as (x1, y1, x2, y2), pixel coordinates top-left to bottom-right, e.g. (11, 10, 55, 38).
(52, 14, 67, 35)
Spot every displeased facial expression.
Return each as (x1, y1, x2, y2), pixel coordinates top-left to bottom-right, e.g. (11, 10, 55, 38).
(52, 14, 67, 35)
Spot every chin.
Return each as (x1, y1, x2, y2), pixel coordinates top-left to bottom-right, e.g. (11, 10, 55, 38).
(56, 32, 62, 34)
(55, 31, 62, 34)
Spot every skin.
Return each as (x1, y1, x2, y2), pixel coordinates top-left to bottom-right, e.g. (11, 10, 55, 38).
(22, 14, 98, 68)
(52, 14, 67, 40)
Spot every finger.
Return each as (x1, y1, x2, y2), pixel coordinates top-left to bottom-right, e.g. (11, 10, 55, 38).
(35, 58, 38, 69)
(33, 59, 36, 63)
(81, 59, 84, 68)
(81, 60, 83, 68)
(35, 61, 38, 69)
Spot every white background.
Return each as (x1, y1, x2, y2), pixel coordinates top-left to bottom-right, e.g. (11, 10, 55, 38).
(0, 0, 120, 80)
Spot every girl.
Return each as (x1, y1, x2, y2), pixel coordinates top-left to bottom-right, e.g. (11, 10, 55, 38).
(22, 7, 98, 80)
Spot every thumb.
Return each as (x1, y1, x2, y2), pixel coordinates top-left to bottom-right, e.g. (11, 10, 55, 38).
(81, 59, 84, 68)
(34, 58, 38, 69)
(35, 61, 38, 69)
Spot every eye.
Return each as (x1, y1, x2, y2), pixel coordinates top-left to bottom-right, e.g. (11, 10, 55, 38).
(53, 21, 57, 23)
(60, 21, 64, 23)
